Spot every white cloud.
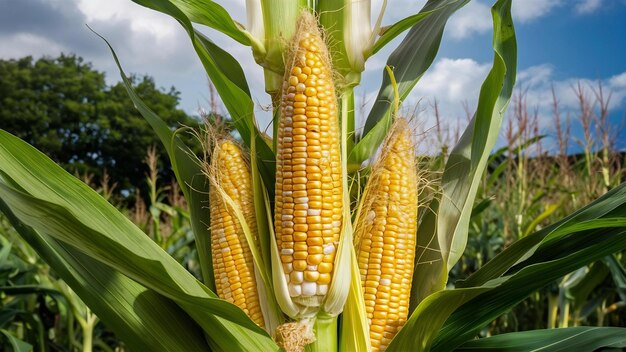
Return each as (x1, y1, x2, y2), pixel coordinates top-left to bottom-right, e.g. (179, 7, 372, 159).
(408, 58, 491, 118)
(512, 0, 563, 22)
(77, 0, 178, 41)
(366, 58, 626, 152)
(447, 1, 492, 39)
(410, 59, 626, 130)
(576, 0, 602, 14)
(0, 33, 66, 58)
(517, 65, 626, 112)
(516, 64, 554, 87)
(382, 0, 603, 42)
(609, 72, 626, 88)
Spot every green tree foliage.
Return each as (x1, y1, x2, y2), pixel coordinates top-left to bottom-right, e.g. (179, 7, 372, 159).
(0, 54, 199, 196)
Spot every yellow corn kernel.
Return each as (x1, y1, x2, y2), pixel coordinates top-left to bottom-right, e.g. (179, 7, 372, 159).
(275, 12, 342, 305)
(354, 119, 418, 351)
(209, 140, 265, 327)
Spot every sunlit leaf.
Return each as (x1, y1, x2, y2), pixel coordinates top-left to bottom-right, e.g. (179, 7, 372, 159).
(456, 327, 626, 351)
(132, 0, 251, 45)
(0, 329, 32, 352)
(0, 200, 210, 352)
(410, 0, 517, 308)
(0, 130, 279, 351)
(121, 0, 277, 193)
(349, 0, 469, 166)
(387, 212, 626, 351)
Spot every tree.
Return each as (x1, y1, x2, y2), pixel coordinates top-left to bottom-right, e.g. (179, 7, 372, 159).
(0, 54, 200, 197)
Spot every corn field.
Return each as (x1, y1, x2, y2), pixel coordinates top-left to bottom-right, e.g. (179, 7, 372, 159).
(1, 0, 626, 351)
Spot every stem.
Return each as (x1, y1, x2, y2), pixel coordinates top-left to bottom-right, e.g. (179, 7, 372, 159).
(34, 316, 46, 352)
(93, 339, 115, 352)
(77, 309, 98, 352)
(264, 69, 283, 96)
(572, 308, 580, 327)
(598, 299, 606, 326)
(148, 178, 162, 245)
(342, 86, 358, 176)
(547, 293, 558, 329)
(559, 302, 570, 328)
(343, 87, 355, 154)
(68, 310, 77, 350)
(306, 316, 338, 352)
(82, 324, 93, 352)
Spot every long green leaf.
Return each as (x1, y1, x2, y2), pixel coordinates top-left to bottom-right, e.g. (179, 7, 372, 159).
(387, 216, 626, 351)
(0, 329, 32, 352)
(0, 130, 279, 351)
(456, 327, 626, 351)
(87, 28, 216, 291)
(410, 0, 517, 309)
(602, 254, 626, 301)
(458, 184, 626, 288)
(431, 221, 626, 350)
(142, 0, 253, 45)
(0, 199, 210, 352)
(566, 261, 609, 311)
(437, 0, 516, 276)
(122, 0, 276, 193)
(370, 2, 456, 55)
(349, 0, 469, 167)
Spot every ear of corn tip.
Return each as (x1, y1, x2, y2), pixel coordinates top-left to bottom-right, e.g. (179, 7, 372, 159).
(209, 139, 265, 327)
(354, 118, 418, 351)
(274, 12, 343, 309)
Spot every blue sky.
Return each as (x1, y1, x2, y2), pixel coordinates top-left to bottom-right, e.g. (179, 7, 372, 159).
(1, 0, 625, 152)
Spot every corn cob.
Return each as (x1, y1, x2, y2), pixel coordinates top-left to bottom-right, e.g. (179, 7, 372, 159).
(209, 140, 265, 327)
(354, 119, 417, 351)
(274, 12, 342, 306)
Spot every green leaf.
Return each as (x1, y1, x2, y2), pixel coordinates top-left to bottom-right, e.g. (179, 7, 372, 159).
(192, 31, 276, 192)
(103, 0, 277, 195)
(432, 222, 626, 351)
(349, 0, 469, 166)
(387, 214, 626, 351)
(458, 184, 626, 288)
(0, 200, 209, 351)
(372, 5, 444, 55)
(132, 0, 252, 46)
(455, 327, 626, 351)
(522, 202, 560, 237)
(88, 28, 216, 290)
(437, 0, 516, 275)
(603, 254, 626, 301)
(410, 0, 517, 309)
(0, 329, 32, 352)
(566, 261, 609, 310)
(0, 285, 65, 301)
(0, 130, 279, 351)
(339, 245, 371, 352)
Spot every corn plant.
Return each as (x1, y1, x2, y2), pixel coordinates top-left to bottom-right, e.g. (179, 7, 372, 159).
(0, 220, 125, 351)
(1, 0, 626, 351)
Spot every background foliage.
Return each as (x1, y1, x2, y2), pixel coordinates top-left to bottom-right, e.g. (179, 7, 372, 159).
(0, 55, 200, 198)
